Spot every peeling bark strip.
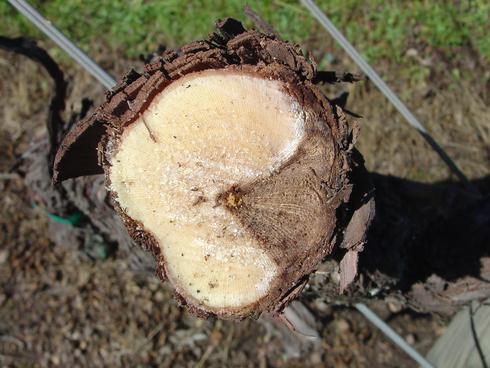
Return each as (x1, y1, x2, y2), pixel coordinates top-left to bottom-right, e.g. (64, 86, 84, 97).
(0, 36, 67, 173)
(53, 19, 374, 319)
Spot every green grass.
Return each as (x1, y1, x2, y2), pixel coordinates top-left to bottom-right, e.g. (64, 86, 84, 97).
(1, 1, 489, 67)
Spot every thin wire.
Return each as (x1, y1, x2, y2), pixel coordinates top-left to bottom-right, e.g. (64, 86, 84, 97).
(301, 0, 479, 195)
(7, 0, 116, 89)
(355, 303, 435, 368)
(7, 2, 440, 367)
(469, 304, 489, 368)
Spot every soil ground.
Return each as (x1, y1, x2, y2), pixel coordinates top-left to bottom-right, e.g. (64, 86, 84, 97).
(1, 11, 489, 367)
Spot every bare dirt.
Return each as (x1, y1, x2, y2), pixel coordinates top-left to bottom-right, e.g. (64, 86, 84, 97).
(0, 29, 488, 367)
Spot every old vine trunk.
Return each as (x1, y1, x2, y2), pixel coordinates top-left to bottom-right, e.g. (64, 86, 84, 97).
(52, 19, 374, 319)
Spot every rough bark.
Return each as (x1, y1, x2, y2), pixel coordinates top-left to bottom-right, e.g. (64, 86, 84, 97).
(51, 19, 374, 319)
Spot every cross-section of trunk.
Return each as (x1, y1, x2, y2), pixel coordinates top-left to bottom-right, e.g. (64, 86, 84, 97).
(53, 19, 373, 319)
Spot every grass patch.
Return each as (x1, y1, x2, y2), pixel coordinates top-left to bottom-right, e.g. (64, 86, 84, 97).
(1, 0, 488, 64)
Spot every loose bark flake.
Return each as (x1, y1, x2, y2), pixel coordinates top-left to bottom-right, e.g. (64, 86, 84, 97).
(53, 19, 374, 319)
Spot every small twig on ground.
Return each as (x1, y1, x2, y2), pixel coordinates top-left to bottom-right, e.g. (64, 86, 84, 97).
(195, 344, 215, 368)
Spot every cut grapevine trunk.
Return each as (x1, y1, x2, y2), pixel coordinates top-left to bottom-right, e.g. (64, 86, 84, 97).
(53, 19, 374, 319)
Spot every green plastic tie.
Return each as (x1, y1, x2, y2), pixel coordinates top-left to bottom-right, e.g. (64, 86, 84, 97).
(32, 204, 82, 226)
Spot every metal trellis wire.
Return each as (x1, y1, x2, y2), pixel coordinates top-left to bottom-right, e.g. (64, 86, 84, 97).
(301, 0, 479, 196)
(355, 303, 434, 368)
(8, 0, 436, 367)
(7, 0, 116, 89)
